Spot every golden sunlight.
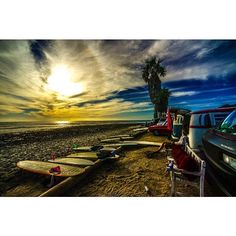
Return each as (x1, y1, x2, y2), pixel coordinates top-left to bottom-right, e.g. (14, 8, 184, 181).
(55, 120, 70, 124)
(47, 65, 85, 96)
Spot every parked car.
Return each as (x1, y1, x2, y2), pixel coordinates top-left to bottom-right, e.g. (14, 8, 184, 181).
(148, 123, 172, 136)
(148, 109, 172, 136)
(202, 109, 236, 195)
(188, 107, 235, 150)
(172, 114, 184, 138)
(156, 117, 167, 126)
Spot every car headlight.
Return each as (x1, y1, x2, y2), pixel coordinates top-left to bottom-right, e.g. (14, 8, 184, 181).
(223, 153, 236, 169)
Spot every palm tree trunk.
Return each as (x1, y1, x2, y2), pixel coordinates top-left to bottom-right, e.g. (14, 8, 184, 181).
(154, 103, 159, 122)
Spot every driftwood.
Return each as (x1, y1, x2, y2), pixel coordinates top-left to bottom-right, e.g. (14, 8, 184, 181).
(146, 142, 172, 158)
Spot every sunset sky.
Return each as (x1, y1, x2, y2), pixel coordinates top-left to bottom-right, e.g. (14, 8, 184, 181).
(0, 40, 236, 122)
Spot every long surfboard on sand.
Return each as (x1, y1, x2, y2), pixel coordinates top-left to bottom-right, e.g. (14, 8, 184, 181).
(103, 142, 141, 147)
(67, 152, 98, 160)
(72, 146, 97, 152)
(73, 141, 162, 152)
(100, 138, 121, 143)
(67, 152, 119, 161)
(101, 136, 134, 143)
(103, 141, 162, 147)
(48, 158, 94, 167)
(108, 134, 131, 138)
(17, 160, 85, 177)
(124, 141, 162, 146)
(132, 127, 148, 132)
(72, 146, 118, 152)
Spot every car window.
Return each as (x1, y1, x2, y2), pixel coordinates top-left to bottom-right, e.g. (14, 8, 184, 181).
(205, 114, 211, 127)
(218, 110, 236, 135)
(199, 115, 202, 126)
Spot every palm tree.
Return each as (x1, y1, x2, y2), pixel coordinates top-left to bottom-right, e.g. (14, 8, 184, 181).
(156, 88, 171, 115)
(142, 57, 166, 122)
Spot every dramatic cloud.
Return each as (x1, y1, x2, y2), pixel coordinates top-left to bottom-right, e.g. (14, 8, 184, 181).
(0, 40, 236, 121)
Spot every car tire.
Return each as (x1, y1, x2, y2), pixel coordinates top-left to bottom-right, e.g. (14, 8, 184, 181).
(153, 130, 159, 136)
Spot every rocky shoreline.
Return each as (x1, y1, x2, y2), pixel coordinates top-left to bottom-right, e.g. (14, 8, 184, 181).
(0, 123, 140, 195)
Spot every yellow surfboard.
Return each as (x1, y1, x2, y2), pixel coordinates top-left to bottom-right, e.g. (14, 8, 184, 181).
(49, 158, 94, 167)
(17, 160, 85, 177)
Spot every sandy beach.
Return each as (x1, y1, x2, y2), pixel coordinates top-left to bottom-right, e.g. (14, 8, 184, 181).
(0, 123, 140, 195)
(64, 133, 216, 197)
(1, 124, 216, 197)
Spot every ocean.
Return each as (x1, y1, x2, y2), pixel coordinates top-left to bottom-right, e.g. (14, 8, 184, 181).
(0, 120, 147, 134)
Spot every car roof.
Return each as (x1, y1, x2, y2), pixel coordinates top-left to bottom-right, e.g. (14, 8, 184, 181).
(191, 107, 236, 115)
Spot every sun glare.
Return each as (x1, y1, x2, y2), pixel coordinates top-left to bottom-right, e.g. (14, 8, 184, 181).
(55, 120, 70, 124)
(47, 65, 84, 96)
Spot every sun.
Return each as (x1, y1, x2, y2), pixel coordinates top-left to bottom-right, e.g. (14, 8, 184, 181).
(55, 120, 70, 125)
(47, 65, 84, 96)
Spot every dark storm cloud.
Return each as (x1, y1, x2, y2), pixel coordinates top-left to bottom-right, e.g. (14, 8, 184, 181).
(109, 86, 150, 103)
(29, 40, 52, 63)
(28, 40, 54, 84)
(164, 40, 236, 69)
(74, 85, 151, 108)
(164, 72, 236, 93)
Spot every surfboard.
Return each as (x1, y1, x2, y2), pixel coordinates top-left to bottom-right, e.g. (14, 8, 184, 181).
(17, 160, 85, 177)
(67, 152, 98, 160)
(124, 141, 162, 146)
(100, 138, 121, 143)
(67, 152, 120, 161)
(108, 134, 131, 138)
(97, 154, 120, 161)
(101, 136, 134, 143)
(132, 127, 148, 132)
(48, 158, 94, 167)
(103, 142, 139, 147)
(103, 141, 162, 147)
(72, 145, 103, 152)
(72, 146, 119, 152)
(72, 146, 94, 151)
(99, 147, 117, 152)
(120, 136, 134, 140)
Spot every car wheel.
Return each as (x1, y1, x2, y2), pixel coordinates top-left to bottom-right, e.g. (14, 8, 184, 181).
(153, 130, 159, 136)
